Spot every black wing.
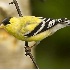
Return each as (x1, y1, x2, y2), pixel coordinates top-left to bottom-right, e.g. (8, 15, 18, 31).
(24, 18, 66, 37)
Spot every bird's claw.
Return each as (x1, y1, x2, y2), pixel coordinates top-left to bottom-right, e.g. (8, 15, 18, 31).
(24, 47, 31, 56)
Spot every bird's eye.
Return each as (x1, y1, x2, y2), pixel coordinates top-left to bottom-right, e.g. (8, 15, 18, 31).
(2, 17, 12, 25)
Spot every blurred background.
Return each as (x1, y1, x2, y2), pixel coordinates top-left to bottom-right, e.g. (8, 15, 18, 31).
(31, 0, 70, 69)
(0, 0, 70, 69)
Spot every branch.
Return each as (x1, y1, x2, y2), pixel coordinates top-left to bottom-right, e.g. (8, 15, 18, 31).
(29, 53, 39, 69)
(25, 46, 39, 69)
(9, 0, 22, 17)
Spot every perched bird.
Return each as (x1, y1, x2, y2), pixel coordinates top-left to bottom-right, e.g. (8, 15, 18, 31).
(1, 16, 70, 45)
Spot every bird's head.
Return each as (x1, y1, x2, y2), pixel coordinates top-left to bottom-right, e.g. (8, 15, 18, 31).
(2, 17, 12, 26)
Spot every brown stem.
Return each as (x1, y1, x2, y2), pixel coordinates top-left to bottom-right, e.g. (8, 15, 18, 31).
(9, 0, 22, 17)
(24, 46, 39, 69)
(29, 53, 39, 69)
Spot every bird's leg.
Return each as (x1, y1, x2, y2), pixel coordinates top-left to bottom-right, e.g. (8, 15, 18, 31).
(24, 41, 39, 69)
(24, 41, 31, 56)
(30, 41, 40, 48)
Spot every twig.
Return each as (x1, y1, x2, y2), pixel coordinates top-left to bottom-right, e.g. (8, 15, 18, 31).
(29, 53, 39, 69)
(9, 0, 22, 17)
(9, 0, 39, 69)
(25, 42, 39, 69)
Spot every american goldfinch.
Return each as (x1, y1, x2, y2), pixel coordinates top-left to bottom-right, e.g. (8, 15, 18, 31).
(1, 16, 70, 43)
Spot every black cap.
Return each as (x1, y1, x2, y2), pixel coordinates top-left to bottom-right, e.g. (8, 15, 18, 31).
(2, 17, 12, 25)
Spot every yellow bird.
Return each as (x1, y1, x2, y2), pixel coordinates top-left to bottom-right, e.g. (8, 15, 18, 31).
(1, 16, 70, 45)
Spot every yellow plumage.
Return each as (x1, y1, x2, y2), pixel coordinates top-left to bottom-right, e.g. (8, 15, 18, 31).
(2, 16, 51, 42)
